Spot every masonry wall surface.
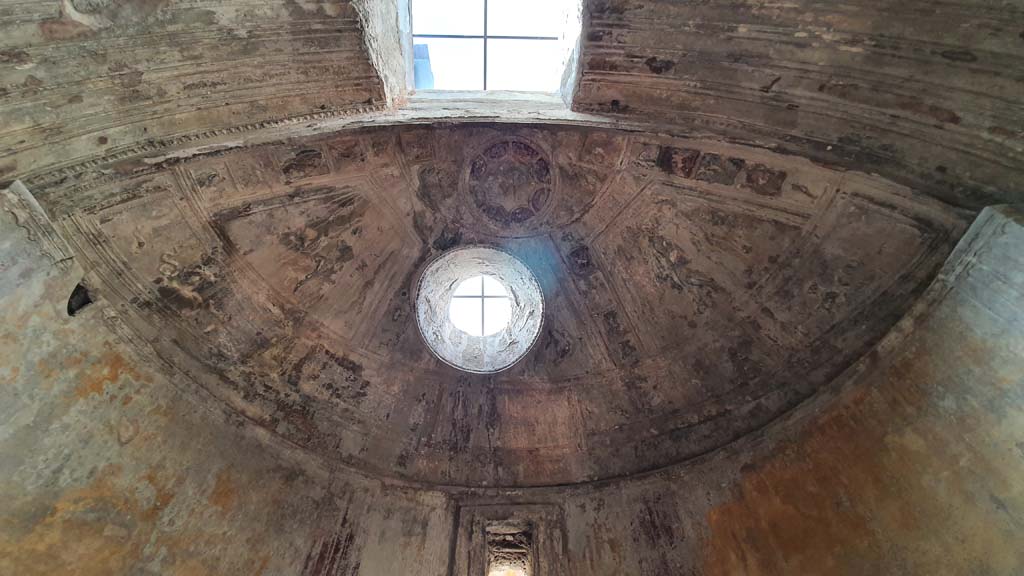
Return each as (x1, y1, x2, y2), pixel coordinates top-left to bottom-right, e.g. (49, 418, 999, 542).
(0, 195, 451, 576)
(2, 0, 1022, 573)
(0, 0, 386, 183)
(556, 205, 1024, 575)
(576, 0, 1024, 210)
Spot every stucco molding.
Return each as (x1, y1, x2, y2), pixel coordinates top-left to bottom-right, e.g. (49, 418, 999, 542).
(0, 180, 74, 270)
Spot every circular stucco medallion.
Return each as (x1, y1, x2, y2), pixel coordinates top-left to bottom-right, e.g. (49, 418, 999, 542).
(467, 139, 553, 227)
(415, 246, 544, 374)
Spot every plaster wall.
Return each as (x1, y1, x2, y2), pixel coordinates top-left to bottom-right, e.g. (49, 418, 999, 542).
(575, 0, 1024, 209)
(1, 0, 1022, 573)
(2, 177, 1022, 575)
(0, 190, 451, 576)
(557, 207, 1024, 575)
(0, 0, 386, 183)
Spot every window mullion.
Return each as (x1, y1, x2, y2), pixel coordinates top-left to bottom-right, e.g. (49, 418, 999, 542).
(482, 0, 488, 90)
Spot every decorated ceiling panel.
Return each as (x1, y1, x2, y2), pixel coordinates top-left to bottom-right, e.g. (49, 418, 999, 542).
(50, 123, 965, 486)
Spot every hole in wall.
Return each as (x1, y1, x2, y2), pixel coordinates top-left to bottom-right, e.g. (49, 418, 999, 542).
(67, 282, 93, 317)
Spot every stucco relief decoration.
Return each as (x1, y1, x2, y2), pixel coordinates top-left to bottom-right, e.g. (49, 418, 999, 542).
(467, 138, 553, 227)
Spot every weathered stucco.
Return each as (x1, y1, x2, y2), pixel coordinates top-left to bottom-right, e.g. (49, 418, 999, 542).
(3, 182, 1022, 573)
(4, 0, 1020, 212)
(559, 205, 1024, 576)
(0, 0, 386, 183)
(2, 0, 1023, 573)
(0, 187, 453, 576)
(575, 0, 1024, 210)
(25, 123, 968, 487)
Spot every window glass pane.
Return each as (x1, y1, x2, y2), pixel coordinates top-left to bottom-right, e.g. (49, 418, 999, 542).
(483, 298, 512, 336)
(454, 276, 483, 296)
(487, 0, 572, 38)
(413, 38, 484, 90)
(482, 275, 507, 296)
(449, 298, 483, 336)
(412, 0, 484, 35)
(486, 39, 564, 92)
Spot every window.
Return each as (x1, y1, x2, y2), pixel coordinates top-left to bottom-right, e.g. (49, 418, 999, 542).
(411, 0, 580, 92)
(449, 275, 512, 337)
(415, 246, 544, 373)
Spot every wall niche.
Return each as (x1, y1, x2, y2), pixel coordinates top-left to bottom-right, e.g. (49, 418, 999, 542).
(452, 504, 568, 576)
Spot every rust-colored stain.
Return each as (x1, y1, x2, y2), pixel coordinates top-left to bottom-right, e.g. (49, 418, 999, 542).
(63, 353, 86, 369)
(0, 365, 19, 385)
(168, 557, 210, 576)
(73, 350, 140, 400)
(0, 458, 253, 576)
(701, 333, 1024, 575)
(208, 468, 237, 512)
(0, 465, 139, 576)
(38, 17, 94, 41)
(140, 469, 178, 522)
(35, 358, 57, 381)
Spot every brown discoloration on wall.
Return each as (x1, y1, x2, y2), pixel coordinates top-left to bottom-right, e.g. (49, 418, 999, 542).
(38, 17, 95, 41)
(139, 469, 179, 521)
(696, 207, 1024, 575)
(0, 465, 138, 576)
(0, 203, 454, 576)
(73, 350, 141, 400)
(548, 207, 1024, 576)
(3, 1, 1022, 568)
(209, 469, 237, 512)
(0, 154, 1021, 576)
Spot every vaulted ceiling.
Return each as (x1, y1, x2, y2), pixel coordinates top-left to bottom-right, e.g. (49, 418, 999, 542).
(49, 124, 964, 486)
(2, 0, 1020, 488)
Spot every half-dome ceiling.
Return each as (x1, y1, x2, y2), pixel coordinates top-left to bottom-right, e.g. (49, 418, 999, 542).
(54, 123, 964, 486)
(4, 2, 1024, 574)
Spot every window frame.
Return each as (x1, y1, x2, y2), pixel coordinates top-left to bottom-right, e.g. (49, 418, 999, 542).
(411, 0, 561, 90)
(449, 275, 512, 337)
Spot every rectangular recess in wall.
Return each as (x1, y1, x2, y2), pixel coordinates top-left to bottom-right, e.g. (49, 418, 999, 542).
(486, 520, 533, 575)
(450, 503, 567, 576)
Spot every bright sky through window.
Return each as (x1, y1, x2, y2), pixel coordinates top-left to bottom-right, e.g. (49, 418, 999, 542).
(449, 275, 512, 337)
(411, 0, 580, 92)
